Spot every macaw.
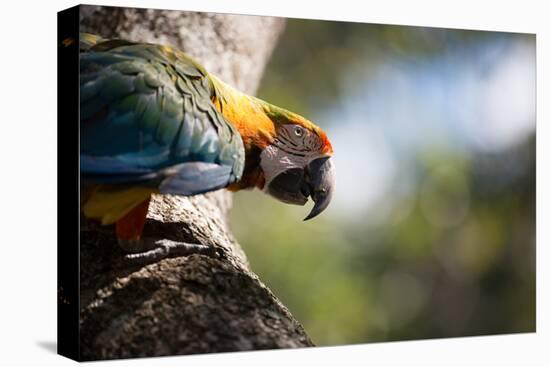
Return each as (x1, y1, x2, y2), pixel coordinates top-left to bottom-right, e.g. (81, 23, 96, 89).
(78, 33, 335, 264)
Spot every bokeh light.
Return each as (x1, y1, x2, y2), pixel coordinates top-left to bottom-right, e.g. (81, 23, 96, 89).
(230, 20, 535, 345)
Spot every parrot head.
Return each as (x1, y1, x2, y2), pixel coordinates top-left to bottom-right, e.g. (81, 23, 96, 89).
(259, 103, 335, 220)
(209, 76, 335, 220)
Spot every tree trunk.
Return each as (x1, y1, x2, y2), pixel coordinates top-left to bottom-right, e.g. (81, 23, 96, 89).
(78, 5, 313, 360)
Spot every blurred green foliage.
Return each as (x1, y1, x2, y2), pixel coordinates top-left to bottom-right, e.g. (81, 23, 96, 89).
(258, 19, 509, 120)
(229, 19, 535, 346)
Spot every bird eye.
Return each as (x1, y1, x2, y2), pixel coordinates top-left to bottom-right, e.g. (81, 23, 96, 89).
(294, 126, 303, 137)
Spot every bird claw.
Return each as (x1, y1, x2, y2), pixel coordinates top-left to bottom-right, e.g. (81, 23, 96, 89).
(117, 238, 219, 267)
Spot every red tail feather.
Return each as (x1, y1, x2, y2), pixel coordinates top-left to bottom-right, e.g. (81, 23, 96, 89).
(115, 198, 151, 241)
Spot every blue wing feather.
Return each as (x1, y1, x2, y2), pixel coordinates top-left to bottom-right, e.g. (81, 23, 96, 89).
(158, 162, 233, 196)
(79, 36, 245, 194)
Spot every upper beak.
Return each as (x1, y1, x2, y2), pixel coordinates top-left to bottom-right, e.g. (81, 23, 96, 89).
(265, 156, 335, 219)
(303, 157, 335, 221)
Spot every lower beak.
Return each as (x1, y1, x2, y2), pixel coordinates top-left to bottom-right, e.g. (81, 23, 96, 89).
(265, 157, 335, 220)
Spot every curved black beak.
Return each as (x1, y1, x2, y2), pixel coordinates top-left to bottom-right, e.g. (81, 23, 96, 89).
(303, 157, 335, 221)
(266, 156, 335, 220)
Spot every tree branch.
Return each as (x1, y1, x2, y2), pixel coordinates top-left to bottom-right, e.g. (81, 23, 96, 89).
(78, 5, 313, 360)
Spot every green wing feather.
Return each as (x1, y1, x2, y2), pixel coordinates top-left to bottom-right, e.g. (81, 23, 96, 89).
(79, 33, 245, 191)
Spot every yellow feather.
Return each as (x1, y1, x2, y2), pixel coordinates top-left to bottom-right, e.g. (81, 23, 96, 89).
(82, 185, 157, 225)
(210, 75, 276, 149)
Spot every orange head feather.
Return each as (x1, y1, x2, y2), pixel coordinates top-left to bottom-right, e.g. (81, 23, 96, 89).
(210, 75, 333, 190)
(259, 99, 333, 156)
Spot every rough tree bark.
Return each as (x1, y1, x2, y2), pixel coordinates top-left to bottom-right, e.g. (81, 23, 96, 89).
(78, 5, 313, 360)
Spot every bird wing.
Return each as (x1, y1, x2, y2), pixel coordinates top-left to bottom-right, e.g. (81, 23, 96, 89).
(79, 34, 244, 195)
